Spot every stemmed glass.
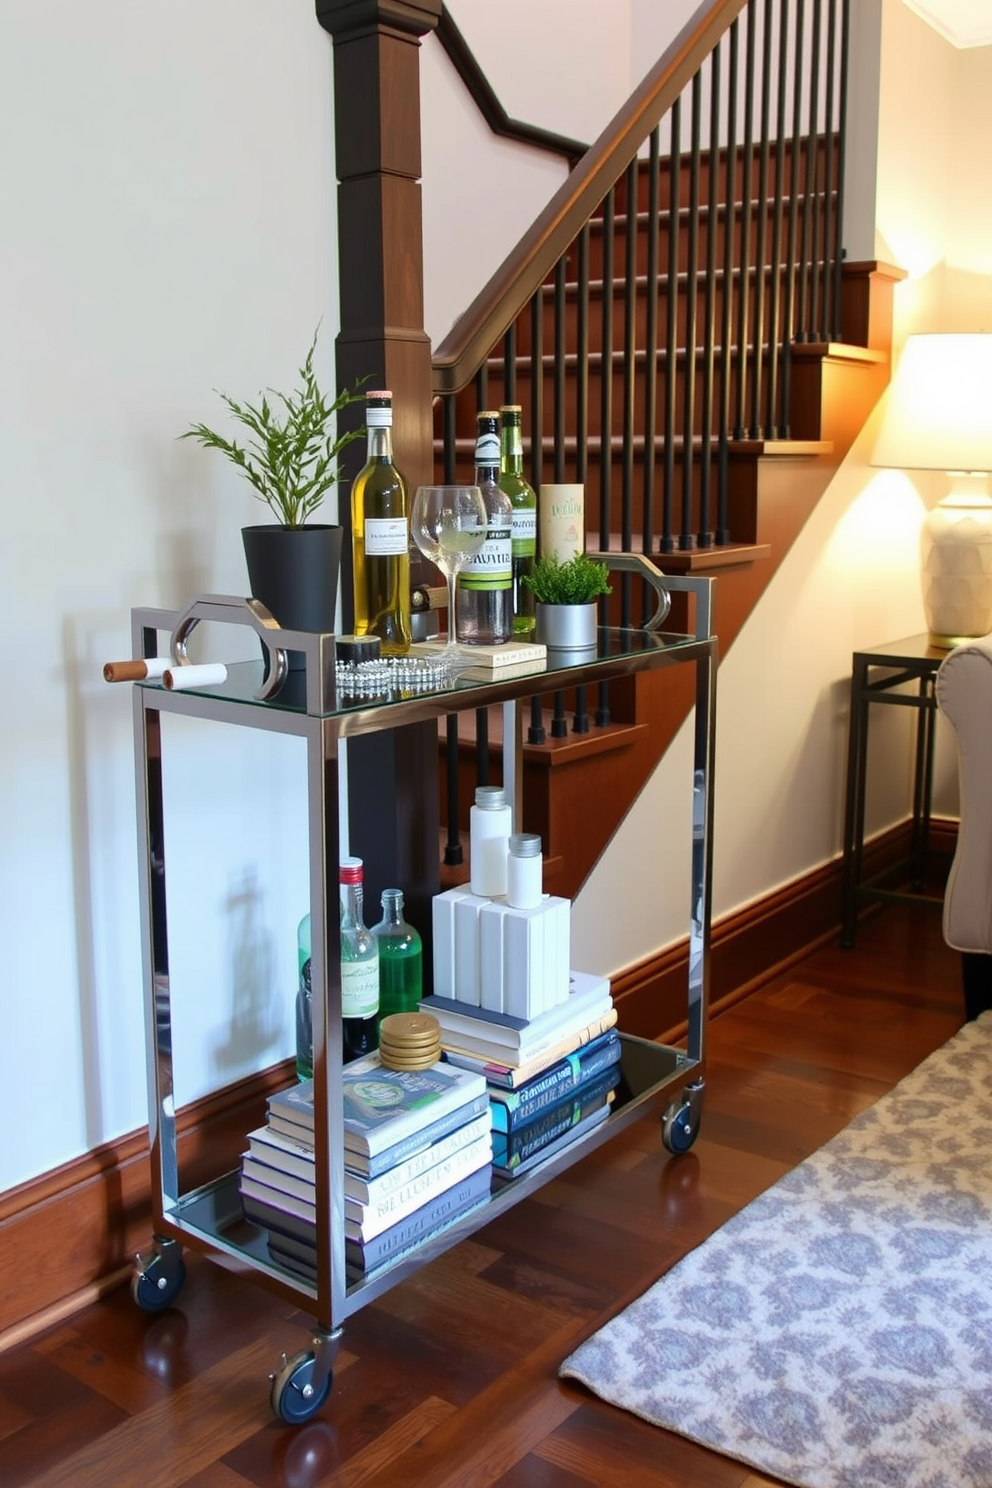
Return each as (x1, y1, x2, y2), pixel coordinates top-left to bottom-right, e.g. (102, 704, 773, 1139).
(411, 484, 488, 653)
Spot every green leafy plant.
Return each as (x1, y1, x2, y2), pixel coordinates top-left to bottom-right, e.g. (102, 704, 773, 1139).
(524, 552, 612, 605)
(181, 328, 367, 527)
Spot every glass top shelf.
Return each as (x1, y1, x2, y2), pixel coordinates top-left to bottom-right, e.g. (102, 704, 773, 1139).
(136, 626, 711, 725)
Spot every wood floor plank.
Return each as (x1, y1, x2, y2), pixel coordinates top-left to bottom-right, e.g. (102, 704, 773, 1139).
(0, 905, 967, 1487)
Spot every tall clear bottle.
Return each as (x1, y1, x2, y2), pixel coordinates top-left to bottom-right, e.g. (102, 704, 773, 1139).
(350, 390, 412, 655)
(456, 411, 513, 645)
(340, 857, 380, 1062)
(372, 888, 423, 1028)
(498, 404, 537, 637)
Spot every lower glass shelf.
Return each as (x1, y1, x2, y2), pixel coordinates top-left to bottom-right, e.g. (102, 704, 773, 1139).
(164, 1034, 697, 1310)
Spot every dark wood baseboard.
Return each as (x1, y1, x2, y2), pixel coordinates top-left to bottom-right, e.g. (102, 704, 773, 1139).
(614, 818, 957, 1041)
(0, 819, 956, 1346)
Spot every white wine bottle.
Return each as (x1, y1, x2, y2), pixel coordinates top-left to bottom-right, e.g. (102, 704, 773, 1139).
(498, 404, 537, 637)
(456, 411, 513, 645)
(350, 390, 412, 655)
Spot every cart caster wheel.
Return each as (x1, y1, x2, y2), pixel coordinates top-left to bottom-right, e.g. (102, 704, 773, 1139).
(131, 1249, 186, 1312)
(270, 1351, 333, 1425)
(662, 1099, 698, 1154)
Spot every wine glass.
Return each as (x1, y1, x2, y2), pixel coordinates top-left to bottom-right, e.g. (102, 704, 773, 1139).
(411, 484, 488, 652)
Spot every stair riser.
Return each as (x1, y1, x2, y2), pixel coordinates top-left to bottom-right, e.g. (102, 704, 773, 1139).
(580, 192, 837, 283)
(608, 135, 839, 217)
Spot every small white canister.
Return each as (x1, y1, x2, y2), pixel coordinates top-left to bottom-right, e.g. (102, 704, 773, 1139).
(506, 832, 543, 910)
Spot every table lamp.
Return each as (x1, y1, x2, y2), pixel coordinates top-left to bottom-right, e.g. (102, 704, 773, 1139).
(870, 332, 992, 648)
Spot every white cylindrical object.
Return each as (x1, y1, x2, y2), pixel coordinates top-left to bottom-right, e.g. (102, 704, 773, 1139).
(469, 785, 511, 897)
(506, 833, 543, 909)
(539, 483, 584, 562)
(163, 663, 229, 691)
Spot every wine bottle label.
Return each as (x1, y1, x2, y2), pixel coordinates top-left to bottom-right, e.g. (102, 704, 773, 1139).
(341, 957, 379, 1018)
(539, 484, 585, 562)
(511, 508, 537, 554)
(475, 433, 501, 464)
(365, 516, 408, 555)
(459, 527, 512, 589)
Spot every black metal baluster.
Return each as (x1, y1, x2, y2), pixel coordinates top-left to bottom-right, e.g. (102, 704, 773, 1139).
(699, 42, 720, 548)
(576, 223, 590, 483)
(767, 0, 788, 436)
(554, 255, 567, 482)
(503, 324, 517, 407)
(750, 0, 773, 438)
(734, 5, 756, 437)
(599, 187, 615, 553)
(717, 18, 739, 543)
(803, 0, 823, 342)
(820, 0, 837, 342)
(832, 0, 851, 342)
(781, 0, 806, 436)
(443, 393, 457, 483)
(681, 72, 701, 549)
(661, 96, 681, 552)
(475, 363, 487, 413)
(621, 156, 637, 624)
(643, 126, 661, 605)
(444, 715, 462, 865)
(528, 287, 546, 747)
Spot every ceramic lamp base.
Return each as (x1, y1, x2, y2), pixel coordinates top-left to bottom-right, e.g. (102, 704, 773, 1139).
(921, 479, 992, 649)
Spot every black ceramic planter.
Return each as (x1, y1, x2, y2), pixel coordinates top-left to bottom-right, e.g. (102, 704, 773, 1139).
(241, 523, 343, 669)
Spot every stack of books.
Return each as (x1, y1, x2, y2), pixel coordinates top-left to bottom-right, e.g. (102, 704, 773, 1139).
(238, 1052, 492, 1284)
(420, 970, 623, 1182)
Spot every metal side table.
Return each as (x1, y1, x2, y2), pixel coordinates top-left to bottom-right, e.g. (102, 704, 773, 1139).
(840, 633, 946, 948)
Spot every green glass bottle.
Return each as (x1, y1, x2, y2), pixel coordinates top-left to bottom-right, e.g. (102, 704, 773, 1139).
(498, 404, 537, 636)
(372, 888, 423, 1027)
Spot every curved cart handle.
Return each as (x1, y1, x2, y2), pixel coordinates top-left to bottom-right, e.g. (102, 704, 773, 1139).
(169, 594, 291, 700)
(587, 551, 672, 631)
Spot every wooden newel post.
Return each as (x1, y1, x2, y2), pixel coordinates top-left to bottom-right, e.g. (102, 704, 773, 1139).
(314, 0, 442, 958)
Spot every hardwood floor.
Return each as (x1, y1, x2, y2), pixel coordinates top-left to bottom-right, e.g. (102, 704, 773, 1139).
(0, 903, 965, 1488)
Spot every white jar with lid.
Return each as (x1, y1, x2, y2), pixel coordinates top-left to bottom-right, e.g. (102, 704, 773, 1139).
(506, 832, 543, 910)
(469, 785, 511, 897)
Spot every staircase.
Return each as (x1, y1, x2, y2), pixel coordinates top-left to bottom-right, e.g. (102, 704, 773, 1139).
(429, 0, 901, 897)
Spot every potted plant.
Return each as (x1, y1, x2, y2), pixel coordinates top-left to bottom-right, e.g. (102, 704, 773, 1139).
(524, 552, 612, 652)
(181, 327, 367, 651)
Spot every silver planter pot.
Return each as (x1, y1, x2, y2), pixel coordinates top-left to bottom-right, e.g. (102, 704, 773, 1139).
(534, 601, 598, 656)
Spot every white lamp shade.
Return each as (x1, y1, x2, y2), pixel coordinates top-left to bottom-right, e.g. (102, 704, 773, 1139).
(871, 333, 992, 646)
(871, 333, 992, 473)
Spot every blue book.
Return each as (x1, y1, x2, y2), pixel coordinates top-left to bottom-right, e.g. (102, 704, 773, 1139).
(492, 1069, 620, 1175)
(488, 1030, 622, 1133)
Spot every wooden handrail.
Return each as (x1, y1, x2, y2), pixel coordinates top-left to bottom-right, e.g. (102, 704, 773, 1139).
(436, 6, 588, 168)
(432, 0, 748, 395)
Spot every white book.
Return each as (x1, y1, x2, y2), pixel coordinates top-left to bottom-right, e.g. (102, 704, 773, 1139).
(244, 1109, 493, 1207)
(420, 970, 611, 1052)
(343, 1131, 493, 1242)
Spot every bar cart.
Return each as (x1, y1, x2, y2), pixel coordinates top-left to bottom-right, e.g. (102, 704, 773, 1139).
(125, 555, 716, 1424)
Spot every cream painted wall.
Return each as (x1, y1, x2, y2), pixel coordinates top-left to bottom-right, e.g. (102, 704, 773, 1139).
(0, 0, 333, 1189)
(422, 0, 635, 345)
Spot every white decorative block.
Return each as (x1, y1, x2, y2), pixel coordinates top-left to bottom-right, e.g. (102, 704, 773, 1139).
(432, 887, 474, 1000)
(504, 904, 547, 1020)
(454, 892, 489, 1006)
(479, 900, 507, 1013)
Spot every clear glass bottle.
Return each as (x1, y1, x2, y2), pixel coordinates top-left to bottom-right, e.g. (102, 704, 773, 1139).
(295, 910, 313, 1080)
(498, 404, 537, 637)
(340, 857, 380, 1062)
(456, 411, 513, 645)
(350, 390, 412, 656)
(372, 888, 423, 1027)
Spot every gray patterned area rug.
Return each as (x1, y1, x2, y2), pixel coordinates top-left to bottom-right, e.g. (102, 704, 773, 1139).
(560, 1014, 992, 1488)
